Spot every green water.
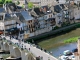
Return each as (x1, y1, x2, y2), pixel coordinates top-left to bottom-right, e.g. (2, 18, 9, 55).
(38, 28, 80, 57)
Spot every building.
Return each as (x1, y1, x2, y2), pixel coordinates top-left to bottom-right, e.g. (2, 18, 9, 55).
(0, 9, 19, 35)
(29, 0, 57, 7)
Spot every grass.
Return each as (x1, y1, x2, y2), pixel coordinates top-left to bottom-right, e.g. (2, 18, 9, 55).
(2, 54, 10, 60)
(64, 36, 79, 43)
(38, 36, 80, 50)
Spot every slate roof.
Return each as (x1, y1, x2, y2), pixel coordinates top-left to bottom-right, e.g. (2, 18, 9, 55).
(6, 3, 17, 12)
(16, 11, 34, 22)
(4, 13, 18, 21)
(60, 4, 65, 9)
(16, 13, 25, 22)
(21, 11, 33, 21)
(0, 8, 5, 13)
(34, 8, 44, 16)
(54, 5, 62, 13)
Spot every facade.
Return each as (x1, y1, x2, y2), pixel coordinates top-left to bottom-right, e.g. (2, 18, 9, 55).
(12, 0, 25, 6)
(29, 0, 57, 6)
(0, 13, 19, 35)
(73, 7, 80, 19)
(16, 11, 36, 38)
(0, 8, 19, 35)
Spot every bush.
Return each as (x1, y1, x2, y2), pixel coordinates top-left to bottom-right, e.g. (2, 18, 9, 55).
(54, 26, 59, 30)
(64, 37, 79, 43)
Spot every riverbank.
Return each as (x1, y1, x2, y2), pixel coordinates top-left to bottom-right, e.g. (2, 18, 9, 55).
(26, 23, 80, 43)
(38, 28, 80, 50)
(64, 36, 79, 43)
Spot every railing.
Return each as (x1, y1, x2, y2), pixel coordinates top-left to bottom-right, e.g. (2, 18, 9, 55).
(1, 36, 36, 59)
(1, 36, 58, 60)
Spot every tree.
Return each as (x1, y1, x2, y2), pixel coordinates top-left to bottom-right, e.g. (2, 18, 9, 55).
(0, 0, 4, 4)
(22, 4, 24, 8)
(16, 1, 20, 5)
(4, 0, 12, 4)
(28, 2, 34, 9)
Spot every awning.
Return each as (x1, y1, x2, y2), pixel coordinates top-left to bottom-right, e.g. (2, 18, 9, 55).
(0, 30, 3, 34)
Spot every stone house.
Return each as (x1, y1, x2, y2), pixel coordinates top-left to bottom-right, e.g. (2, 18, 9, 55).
(0, 8, 19, 35)
(16, 11, 36, 37)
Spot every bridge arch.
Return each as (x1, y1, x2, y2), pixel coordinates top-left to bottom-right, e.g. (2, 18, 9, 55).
(13, 47, 21, 58)
(4, 42, 9, 52)
(27, 53, 35, 60)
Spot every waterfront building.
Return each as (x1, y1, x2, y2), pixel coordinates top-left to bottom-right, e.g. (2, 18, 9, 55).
(0, 8, 20, 35)
(16, 11, 36, 38)
(12, 0, 27, 7)
(28, 0, 57, 7)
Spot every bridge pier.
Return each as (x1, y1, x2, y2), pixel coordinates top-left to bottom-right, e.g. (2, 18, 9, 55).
(6, 43, 21, 60)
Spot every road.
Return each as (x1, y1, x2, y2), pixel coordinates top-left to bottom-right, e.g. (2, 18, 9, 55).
(2, 36, 58, 60)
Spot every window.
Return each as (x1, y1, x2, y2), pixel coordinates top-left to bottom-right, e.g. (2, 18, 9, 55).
(51, 15, 52, 18)
(31, 24, 33, 28)
(49, 15, 50, 18)
(28, 21, 30, 23)
(31, 20, 32, 22)
(28, 25, 30, 28)
(32, 28, 34, 32)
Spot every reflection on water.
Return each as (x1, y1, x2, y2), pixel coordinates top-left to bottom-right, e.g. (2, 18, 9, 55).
(49, 43, 77, 57)
(46, 28, 80, 57)
(39, 28, 80, 57)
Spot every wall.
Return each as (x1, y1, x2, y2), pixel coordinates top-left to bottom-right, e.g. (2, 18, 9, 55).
(13, 0, 25, 7)
(30, 0, 57, 6)
(0, 22, 4, 30)
(21, 51, 28, 60)
(29, 27, 52, 37)
(74, 7, 80, 19)
(55, 13, 62, 27)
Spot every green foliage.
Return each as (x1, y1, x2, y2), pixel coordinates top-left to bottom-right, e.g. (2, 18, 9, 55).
(64, 37, 79, 43)
(2, 54, 10, 60)
(0, 0, 12, 4)
(4, 0, 12, 4)
(16, 1, 20, 5)
(28, 2, 34, 9)
(22, 4, 24, 8)
(0, 0, 4, 4)
(54, 26, 59, 30)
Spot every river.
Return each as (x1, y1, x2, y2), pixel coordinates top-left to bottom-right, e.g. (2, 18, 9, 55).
(38, 28, 80, 57)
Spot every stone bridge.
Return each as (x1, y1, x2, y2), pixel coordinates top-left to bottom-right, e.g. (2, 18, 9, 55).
(0, 36, 58, 60)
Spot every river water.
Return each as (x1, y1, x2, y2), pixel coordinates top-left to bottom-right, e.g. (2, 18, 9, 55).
(38, 28, 80, 57)
(49, 43, 77, 57)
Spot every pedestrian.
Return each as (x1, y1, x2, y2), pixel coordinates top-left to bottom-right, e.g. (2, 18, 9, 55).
(10, 35, 11, 40)
(28, 48, 30, 51)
